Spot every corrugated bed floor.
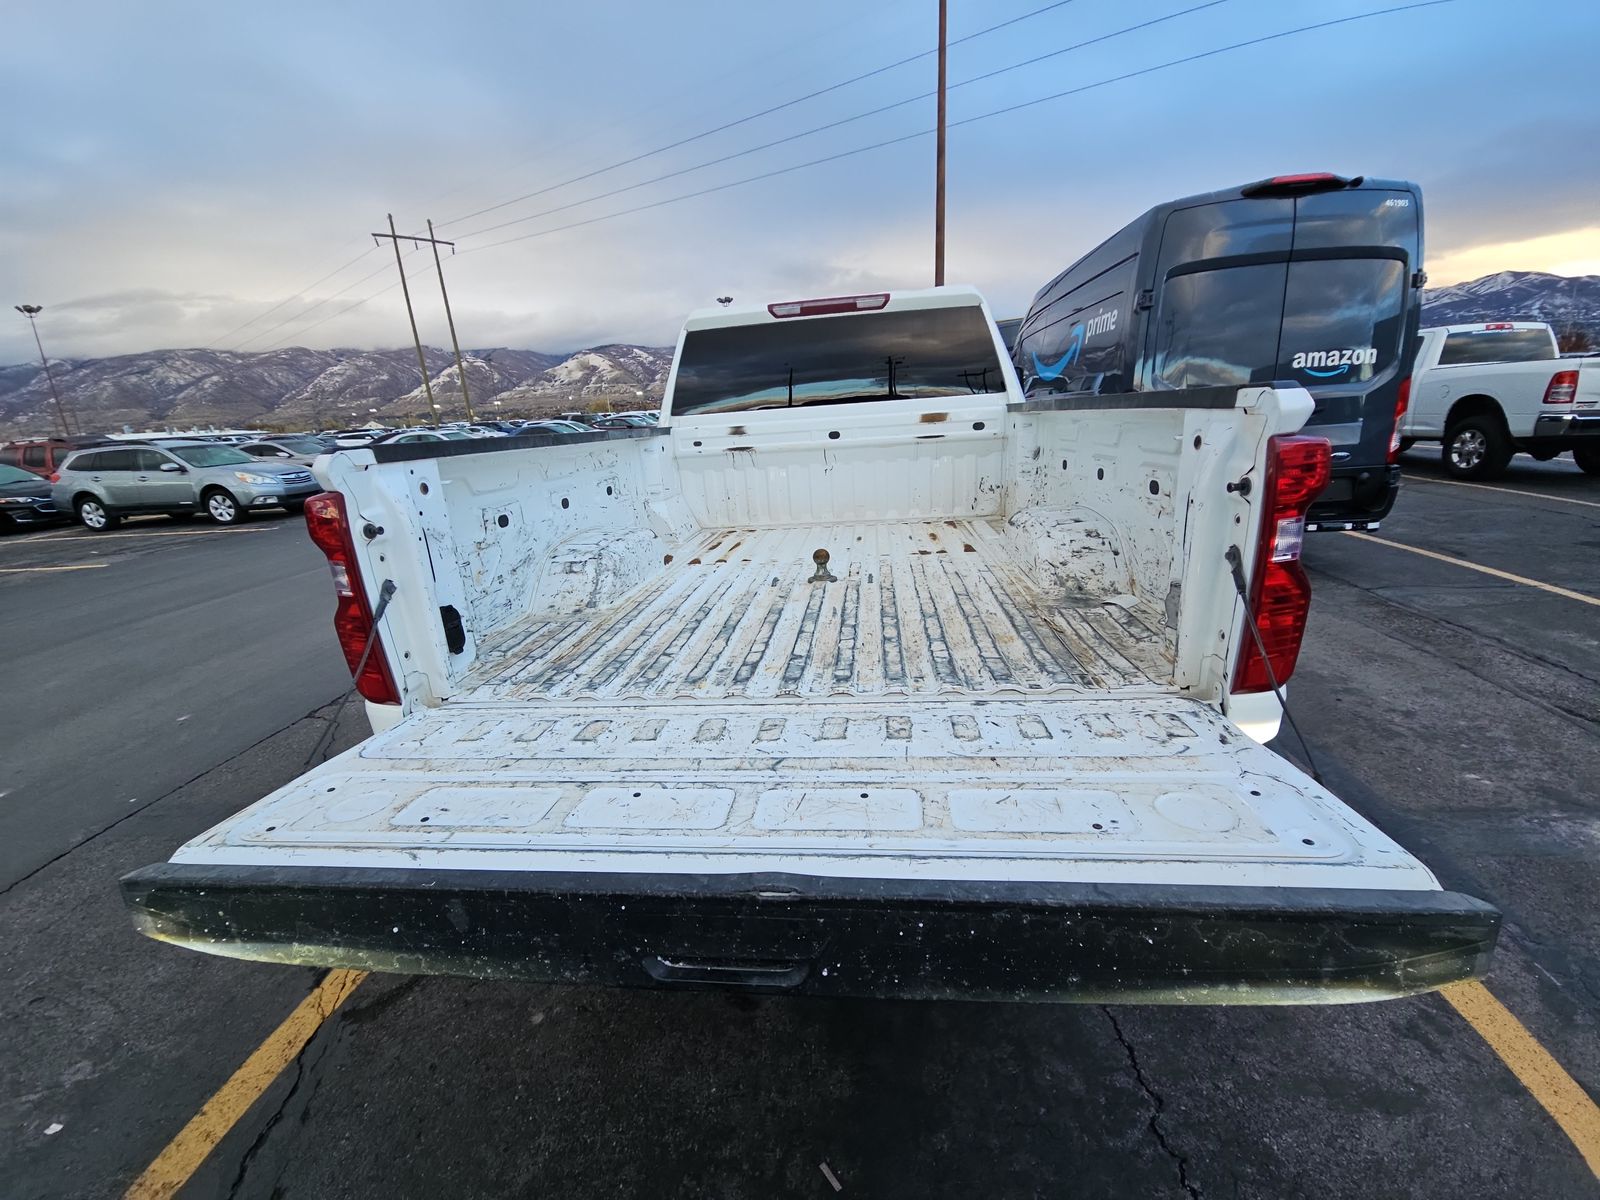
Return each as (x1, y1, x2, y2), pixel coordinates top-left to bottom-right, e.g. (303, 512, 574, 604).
(465, 519, 1173, 702)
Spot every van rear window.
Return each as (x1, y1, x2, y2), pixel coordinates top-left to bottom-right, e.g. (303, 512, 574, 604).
(671, 306, 1006, 417)
(1439, 329, 1555, 365)
(1153, 264, 1288, 388)
(1279, 258, 1405, 385)
(1155, 258, 1405, 390)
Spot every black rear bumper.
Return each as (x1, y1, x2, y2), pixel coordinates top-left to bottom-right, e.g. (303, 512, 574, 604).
(122, 864, 1498, 1005)
(1307, 463, 1401, 530)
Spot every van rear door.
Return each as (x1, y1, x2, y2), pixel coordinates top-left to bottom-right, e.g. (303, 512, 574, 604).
(1278, 187, 1421, 474)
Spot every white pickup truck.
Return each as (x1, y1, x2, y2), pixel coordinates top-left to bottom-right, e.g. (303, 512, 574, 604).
(123, 287, 1496, 1003)
(1400, 321, 1600, 478)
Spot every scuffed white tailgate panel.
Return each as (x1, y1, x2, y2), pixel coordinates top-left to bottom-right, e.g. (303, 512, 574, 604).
(174, 696, 1438, 893)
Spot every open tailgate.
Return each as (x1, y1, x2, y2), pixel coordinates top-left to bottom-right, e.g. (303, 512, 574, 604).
(123, 696, 1497, 1003)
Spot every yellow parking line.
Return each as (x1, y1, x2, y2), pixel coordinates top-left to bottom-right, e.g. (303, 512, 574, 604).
(1345, 531, 1600, 608)
(1405, 474, 1600, 509)
(0, 564, 109, 572)
(124, 970, 367, 1200)
(1443, 982, 1600, 1176)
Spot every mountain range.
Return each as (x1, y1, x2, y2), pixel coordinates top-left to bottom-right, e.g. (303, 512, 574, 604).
(1419, 271, 1600, 345)
(5, 271, 1597, 439)
(0, 343, 673, 438)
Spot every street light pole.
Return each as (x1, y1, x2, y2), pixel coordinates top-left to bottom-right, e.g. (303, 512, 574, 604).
(934, 0, 948, 287)
(14, 305, 74, 437)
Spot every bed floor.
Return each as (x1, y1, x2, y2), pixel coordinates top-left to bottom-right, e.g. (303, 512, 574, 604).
(463, 519, 1175, 703)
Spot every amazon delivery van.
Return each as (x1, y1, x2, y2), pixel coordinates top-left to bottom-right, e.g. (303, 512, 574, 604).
(1011, 173, 1425, 530)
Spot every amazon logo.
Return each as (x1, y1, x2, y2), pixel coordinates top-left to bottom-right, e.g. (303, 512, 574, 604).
(1031, 307, 1118, 381)
(1292, 346, 1377, 378)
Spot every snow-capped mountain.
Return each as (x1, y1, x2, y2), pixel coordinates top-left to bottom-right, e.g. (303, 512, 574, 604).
(1422, 271, 1600, 343)
(0, 343, 672, 437)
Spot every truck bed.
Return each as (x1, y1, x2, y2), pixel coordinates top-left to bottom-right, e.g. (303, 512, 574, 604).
(467, 519, 1173, 702)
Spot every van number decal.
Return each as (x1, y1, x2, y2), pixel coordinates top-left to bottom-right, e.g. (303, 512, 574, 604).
(1291, 346, 1378, 378)
(1383, 197, 1410, 207)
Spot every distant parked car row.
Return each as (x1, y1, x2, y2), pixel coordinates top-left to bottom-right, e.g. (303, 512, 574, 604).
(0, 410, 665, 532)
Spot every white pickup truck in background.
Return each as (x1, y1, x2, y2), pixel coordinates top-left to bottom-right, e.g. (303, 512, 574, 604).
(122, 287, 1496, 1004)
(1400, 321, 1600, 478)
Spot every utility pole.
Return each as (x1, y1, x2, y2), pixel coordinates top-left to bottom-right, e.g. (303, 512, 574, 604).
(934, 0, 948, 287)
(14, 305, 75, 437)
(372, 215, 439, 423)
(426, 219, 476, 422)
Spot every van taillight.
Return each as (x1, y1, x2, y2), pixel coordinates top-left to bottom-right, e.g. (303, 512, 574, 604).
(1240, 172, 1353, 197)
(303, 491, 400, 705)
(1388, 377, 1411, 462)
(48, 472, 60, 484)
(1231, 435, 1331, 695)
(1542, 371, 1578, 405)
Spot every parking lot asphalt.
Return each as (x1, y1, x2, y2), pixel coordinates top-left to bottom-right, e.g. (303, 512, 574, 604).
(3, 452, 1598, 1199)
(0, 512, 353, 889)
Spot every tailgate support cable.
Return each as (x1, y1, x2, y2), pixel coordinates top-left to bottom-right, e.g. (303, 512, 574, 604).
(1225, 546, 1324, 784)
(305, 578, 397, 767)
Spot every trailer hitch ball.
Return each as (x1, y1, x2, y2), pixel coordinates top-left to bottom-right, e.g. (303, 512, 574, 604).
(808, 548, 837, 583)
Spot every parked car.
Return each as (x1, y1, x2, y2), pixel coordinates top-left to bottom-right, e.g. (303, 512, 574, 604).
(0, 462, 65, 529)
(2, 437, 113, 478)
(331, 430, 383, 449)
(367, 429, 448, 445)
(239, 435, 331, 466)
(1399, 322, 1600, 477)
(51, 440, 321, 529)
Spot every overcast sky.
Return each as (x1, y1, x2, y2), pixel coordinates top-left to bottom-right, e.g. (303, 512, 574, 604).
(2, 0, 1596, 362)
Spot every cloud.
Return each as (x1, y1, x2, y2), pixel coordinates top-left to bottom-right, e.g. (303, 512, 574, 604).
(1428, 226, 1600, 287)
(5, 0, 1599, 366)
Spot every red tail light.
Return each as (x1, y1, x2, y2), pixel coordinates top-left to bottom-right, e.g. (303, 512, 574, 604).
(1388, 376, 1411, 462)
(1542, 370, 1578, 405)
(1231, 435, 1331, 695)
(767, 293, 889, 318)
(47, 472, 60, 484)
(303, 491, 400, 705)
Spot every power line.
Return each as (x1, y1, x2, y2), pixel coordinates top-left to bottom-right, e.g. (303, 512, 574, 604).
(453, 1, 1227, 243)
(459, 0, 1451, 257)
(230, 257, 402, 351)
(264, 0, 1448, 349)
(406, 0, 918, 226)
(256, 255, 432, 351)
(192, 3, 928, 351)
(207, 246, 378, 350)
(434, 0, 1086, 231)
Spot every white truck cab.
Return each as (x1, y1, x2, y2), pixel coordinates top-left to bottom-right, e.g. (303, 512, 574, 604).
(1401, 322, 1600, 478)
